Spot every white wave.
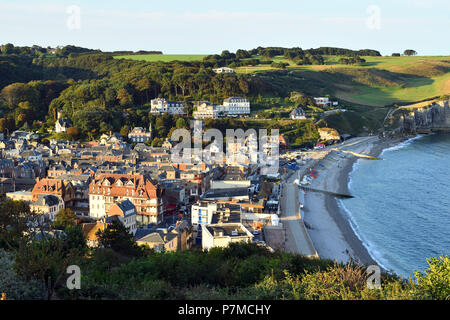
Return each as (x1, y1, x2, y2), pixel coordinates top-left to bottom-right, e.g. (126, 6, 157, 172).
(347, 159, 362, 192)
(337, 199, 393, 272)
(381, 135, 424, 155)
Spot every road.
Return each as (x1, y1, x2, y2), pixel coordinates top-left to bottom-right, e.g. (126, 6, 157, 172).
(280, 169, 317, 257)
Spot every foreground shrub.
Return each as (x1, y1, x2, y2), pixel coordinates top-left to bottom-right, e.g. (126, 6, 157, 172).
(0, 249, 45, 300)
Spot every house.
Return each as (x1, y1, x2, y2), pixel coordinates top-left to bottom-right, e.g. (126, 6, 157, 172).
(161, 138, 176, 150)
(193, 98, 250, 119)
(135, 220, 192, 252)
(191, 201, 217, 226)
(32, 178, 75, 208)
(88, 173, 165, 224)
(30, 194, 65, 221)
(314, 97, 339, 108)
(99, 132, 123, 146)
(81, 221, 108, 247)
(55, 174, 91, 216)
(108, 200, 137, 235)
(128, 127, 152, 143)
(290, 106, 306, 120)
(193, 101, 224, 119)
(6, 191, 33, 202)
(10, 131, 29, 140)
(223, 97, 250, 117)
(201, 223, 253, 250)
(150, 98, 186, 115)
(213, 67, 235, 74)
(135, 228, 178, 252)
(55, 111, 73, 133)
(0, 159, 14, 178)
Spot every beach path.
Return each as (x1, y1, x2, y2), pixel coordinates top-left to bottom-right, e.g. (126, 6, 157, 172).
(280, 179, 318, 257)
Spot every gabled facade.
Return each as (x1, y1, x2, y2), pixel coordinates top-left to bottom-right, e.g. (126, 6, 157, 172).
(89, 173, 164, 224)
(32, 178, 75, 208)
(150, 98, 186, 115)
(128, 127, 152, 143)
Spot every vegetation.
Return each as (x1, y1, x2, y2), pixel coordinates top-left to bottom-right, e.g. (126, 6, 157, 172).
(338, 56, 366, 65)
(0, 198, 448, 300)
(0, 43, 449, 140)
(114, 54, 207, 62)
(404, 49, 418, 56)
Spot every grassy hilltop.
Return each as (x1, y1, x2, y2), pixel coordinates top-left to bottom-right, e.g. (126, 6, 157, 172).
(116, 53, 450, 108)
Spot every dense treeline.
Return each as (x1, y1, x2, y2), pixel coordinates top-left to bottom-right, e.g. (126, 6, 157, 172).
(0, 198, 448, 300)
(0, 44, 383, 141)
(307, 47, 381, 56)
(202, 47, 326, 67)
(0, 46, 282, 140)
(338, 56, 366, 65)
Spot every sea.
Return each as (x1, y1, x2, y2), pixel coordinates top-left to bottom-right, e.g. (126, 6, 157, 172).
(338, 133, 450, 278)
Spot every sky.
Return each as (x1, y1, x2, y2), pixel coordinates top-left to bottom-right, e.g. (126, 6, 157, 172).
(0, 0, 449, 56)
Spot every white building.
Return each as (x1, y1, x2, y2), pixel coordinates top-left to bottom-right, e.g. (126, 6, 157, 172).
(55, 119, 72, 133)
(128, 127, 152, 143)
(314, 97, 339, 108)
(290, 106, 306, 120)
(191, 201, 217, 226)
(193, 98, 251, 119)
(223, 97, 250, 117)
(213, 67, 235, 74)
(201, 223, 253, 250)
(150, 98, 186, 115)
(193, 102, 224, 119)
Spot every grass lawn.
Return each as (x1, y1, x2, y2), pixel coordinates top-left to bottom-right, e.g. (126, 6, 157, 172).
(116, 52, 449, 107)
(114, 54, 208, 62)
(238, 55, 450, 107)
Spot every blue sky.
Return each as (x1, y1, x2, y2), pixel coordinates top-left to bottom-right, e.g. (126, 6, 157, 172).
(0, 0, 449, 55)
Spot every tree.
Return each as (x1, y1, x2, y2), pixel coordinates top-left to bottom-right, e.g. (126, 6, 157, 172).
(0, 118, 6, 133)
(120, 125, 130, 138)
(117, 88, 133, 107)
(1, 43, 15, 54)
(0, 198, 31, 249)
(414, 256, 450, 300)
(96, 220, 141, 256)
(66, 126, 80, 141)
(72, 106, 109, 139)
(236, 49, 251, 59)
(0, 249, 45, 299)
(14, 236, 82, 300)
(62, 225, 87, 252)
(17, 113, 27, 126)
(52, 208, 76, 230)
(176, 118, 186, 129)
(391, 53, 401, 57)
(403, 49, 417, 56)
(0, 83, 33, 109)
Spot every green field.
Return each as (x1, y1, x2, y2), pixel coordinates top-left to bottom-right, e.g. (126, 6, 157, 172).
(236, 55, 450, 107)
(115, 53, 450, 108)
(114, 54, 208, 62)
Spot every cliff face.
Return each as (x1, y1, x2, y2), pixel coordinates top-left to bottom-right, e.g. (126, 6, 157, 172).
(401, 99, 450, 134)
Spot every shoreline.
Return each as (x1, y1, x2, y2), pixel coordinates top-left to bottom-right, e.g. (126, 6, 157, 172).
(302, 135, 407, 267)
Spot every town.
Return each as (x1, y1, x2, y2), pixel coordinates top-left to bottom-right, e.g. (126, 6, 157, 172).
(0, 95, 343, 253)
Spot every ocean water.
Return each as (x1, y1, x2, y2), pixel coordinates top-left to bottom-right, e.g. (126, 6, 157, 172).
(339, 133, 450, 278)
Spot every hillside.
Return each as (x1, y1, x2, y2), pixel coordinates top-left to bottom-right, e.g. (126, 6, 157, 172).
(115, 53, 450, 108)
(1, 45, 449, 140)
